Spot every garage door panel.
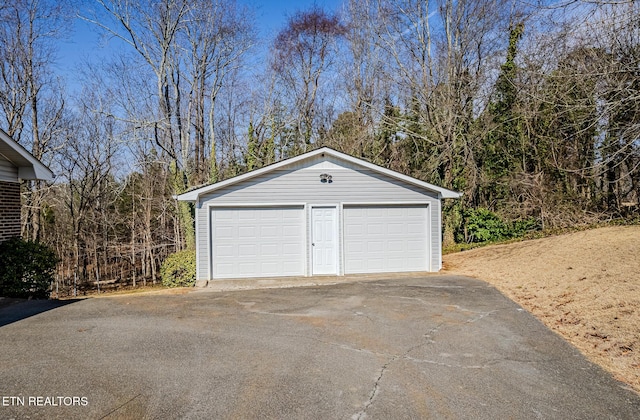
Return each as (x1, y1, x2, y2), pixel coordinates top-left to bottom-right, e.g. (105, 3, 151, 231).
(408, 222, 423, 230)
(387, 240, 405, 252)
(368, 241, 384, 252)
(216, 263, 233, 276)
(239, 264, 258, 276)
(260, 225, 278, 236)
(367, 223, 385, 235)
(216, 211, 233, 220)
(387, 208, 404, 217)
(282, 243, 300, 255)
(282, 224, 301, 236)
(345, 225, 363, 236)
(237, 243, 256, 254)
(387, 222, 405, 233)
(238, 210, 256, 221)
(282, 212, 300, 221)
(260, 243, 277, 256)
(215, 226, 233, 239)
(410, 207, 426, 216)
(216, 245, 235, 257)
(211, 207, 305, 279)
(407, 239, 423, 248)
(238, 226, 256, 238)
(346, 241, 363, 252)
(261, 212, 278, 221)
(344, 205, 428, 274)
(368, 259, 384, 270)
(261, 262, 278, 272)
(283, 261, 302, 271)
(407, 256, 423, 264)
(388, 257, 404, 266)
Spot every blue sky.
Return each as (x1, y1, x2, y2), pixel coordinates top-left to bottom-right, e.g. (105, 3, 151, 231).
(57, 0, 344, 86)
(249, 0, 343, 36)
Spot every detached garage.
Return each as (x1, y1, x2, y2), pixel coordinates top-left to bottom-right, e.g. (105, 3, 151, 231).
(177, 147, 460, 285)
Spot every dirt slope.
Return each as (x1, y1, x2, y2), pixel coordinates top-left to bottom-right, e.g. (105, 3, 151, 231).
(444, 226, 640, 393)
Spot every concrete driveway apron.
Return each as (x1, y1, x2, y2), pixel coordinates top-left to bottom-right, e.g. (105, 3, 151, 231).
(1, 275, 638, 419)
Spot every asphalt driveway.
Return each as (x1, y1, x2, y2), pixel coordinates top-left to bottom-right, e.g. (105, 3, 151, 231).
(1, 275, 638, 419)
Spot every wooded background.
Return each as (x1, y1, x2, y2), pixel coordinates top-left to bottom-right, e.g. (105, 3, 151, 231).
(1, 0, 638, 291)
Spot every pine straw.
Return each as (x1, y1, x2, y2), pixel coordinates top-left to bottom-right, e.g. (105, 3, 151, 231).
(444, 225, 640, 393)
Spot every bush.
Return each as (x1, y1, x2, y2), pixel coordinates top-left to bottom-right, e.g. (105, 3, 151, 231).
(0, 238, 59, 299)
(464, 208, 507, 242)
(510, 217, 540, 238)
(459, 208, 540, 244)
(160, 249, 196, 288)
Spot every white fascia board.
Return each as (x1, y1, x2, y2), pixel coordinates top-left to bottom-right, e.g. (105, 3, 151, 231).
(176, 147, 461, 201)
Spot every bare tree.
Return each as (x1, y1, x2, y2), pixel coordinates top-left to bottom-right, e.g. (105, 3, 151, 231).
(183, 0, 255, 183)
(271, 6, 347, 153)
(372, 0, 514, 186)
(85, 0, 195, 250)
(0, 0, 68, 241)
(87, 0, 188, 161)
(55, 89, 119, 293)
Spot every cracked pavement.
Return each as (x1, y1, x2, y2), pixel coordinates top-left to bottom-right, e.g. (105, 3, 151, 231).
(1, 275, 639, 419)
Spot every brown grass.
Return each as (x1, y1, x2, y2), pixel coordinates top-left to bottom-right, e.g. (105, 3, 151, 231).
(444, 225, 640, 393)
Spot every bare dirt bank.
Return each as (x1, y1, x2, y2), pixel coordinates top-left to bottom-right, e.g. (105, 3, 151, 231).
(444, 225, 640, 393)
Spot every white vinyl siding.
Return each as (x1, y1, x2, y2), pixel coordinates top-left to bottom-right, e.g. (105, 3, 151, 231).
(343, 205, 429, 274)
(196, 199, 208, 280)
(0, 158, 18, 182)
(0, 180, 22, 242)
(430, 199, 442, 270)
(210, 207, 305, 279)
(199, 169, 437, 204)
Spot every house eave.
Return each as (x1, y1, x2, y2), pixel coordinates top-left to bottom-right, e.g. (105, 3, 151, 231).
(0, 129, 54, 182)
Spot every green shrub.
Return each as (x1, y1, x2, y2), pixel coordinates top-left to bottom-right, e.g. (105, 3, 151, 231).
(458, 208, 540, 244)
(160, 249, 196, 288)
(510, 217, 540, 238)
(0, 238, 59, 299)
(464, 208, 507, 242)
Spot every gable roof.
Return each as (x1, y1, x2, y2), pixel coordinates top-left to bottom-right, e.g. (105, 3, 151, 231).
(0, 129, 54, 181)
(177, 147, 461, 201)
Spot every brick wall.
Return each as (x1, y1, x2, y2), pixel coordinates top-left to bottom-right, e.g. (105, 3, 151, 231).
(0, 180, 21, 243)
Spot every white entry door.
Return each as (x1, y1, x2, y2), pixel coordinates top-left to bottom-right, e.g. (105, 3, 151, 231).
(311, 206, 338, 275)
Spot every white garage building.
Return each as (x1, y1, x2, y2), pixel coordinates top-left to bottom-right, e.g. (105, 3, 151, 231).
(177, 147, 460, 285)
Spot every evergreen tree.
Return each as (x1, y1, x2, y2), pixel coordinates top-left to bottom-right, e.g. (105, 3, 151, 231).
(480, 22, 525, 204)
(246, 120, 257, 171)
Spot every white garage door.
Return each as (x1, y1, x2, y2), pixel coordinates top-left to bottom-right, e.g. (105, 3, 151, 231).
(211, 207, 305, 278)
(344, 205, 428, 274)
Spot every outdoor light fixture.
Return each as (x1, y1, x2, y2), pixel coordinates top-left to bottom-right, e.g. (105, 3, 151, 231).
(320, 173, 332, 183)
